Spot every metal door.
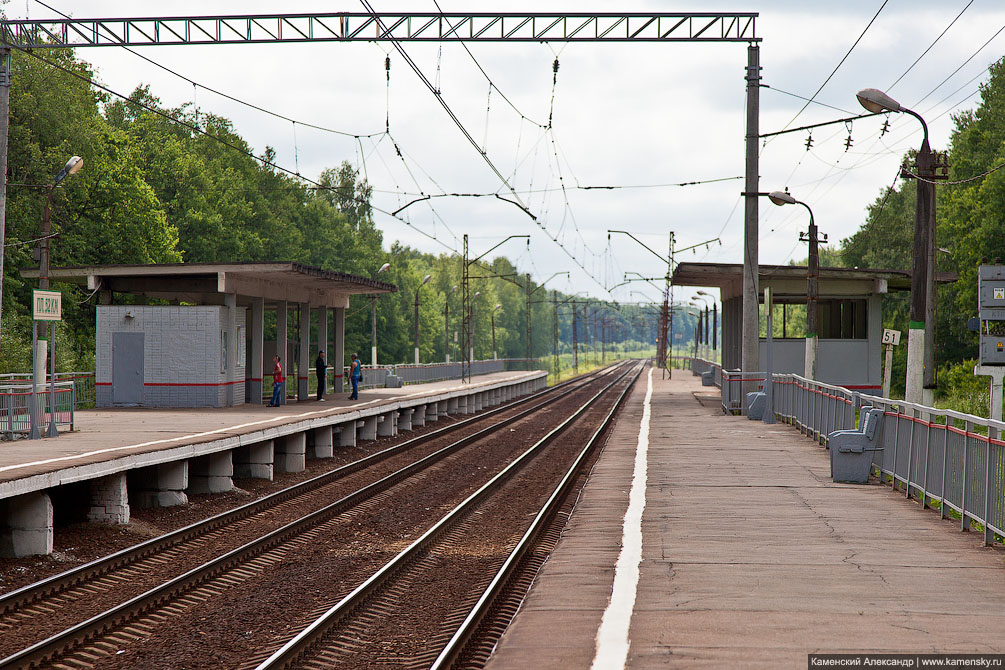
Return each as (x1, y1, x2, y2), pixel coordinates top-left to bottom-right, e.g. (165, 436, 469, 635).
(112, 332, 144, 405)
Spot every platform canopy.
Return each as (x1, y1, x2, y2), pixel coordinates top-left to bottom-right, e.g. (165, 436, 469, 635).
(20, 261, 397, 308)
(671, 262, 955, 301)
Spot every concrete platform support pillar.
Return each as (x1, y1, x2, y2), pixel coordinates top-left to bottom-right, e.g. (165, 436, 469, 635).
(377, 411, 398, 437)
(0, 492, 53, 557)
(189, 451, 235, 494)
(234, 441, 274, 480)
(399, 408, 414, 431)
(276, 301, 288, 403)
(317, 306, 328, 393)
(359, 416, 378, 441)
(438, 400, 450, 416)
(249, 297, 265, 404)
(276, 432, 307, 473)
(312, 426, 333, 458)
(447, 397, 459, 414)
(298, 302, 310, 401)
(334, 307, 345, 393)
(132, 461, 189, 508)
(412, 405, 426, 427)
(457, 396, 470, 415)
(426, 403, 439, 423)
(338, 421, 356, 447)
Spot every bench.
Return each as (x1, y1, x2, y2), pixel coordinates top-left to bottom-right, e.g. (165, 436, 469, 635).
(828, 406, 884, 483)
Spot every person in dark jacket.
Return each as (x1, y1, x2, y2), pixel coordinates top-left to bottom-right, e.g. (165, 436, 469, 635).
(315, 350, 326, 401)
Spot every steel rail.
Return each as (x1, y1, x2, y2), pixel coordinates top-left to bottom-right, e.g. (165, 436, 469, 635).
(431, 362, 644, 668)
(255, 361, 642, 669)
(0, 363, 630, 669)
(0, 366, 614, 620)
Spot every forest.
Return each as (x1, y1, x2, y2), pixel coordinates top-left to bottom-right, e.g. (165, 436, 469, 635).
(0, 47, 679, 377)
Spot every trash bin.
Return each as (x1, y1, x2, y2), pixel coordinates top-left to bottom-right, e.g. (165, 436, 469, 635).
(828, 407, 884, 483)
(746, 391, 766, 420)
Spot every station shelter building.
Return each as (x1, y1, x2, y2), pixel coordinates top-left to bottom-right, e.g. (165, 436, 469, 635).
(21, 262, 397, 407)
(671, 262, 952, 393)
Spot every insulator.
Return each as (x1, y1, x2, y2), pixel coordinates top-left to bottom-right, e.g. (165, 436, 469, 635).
(553, 58, 560, 74)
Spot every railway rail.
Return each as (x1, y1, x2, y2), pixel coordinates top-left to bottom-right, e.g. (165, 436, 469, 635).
(0, 361, 640, 669)
(254, 361, 644, 669)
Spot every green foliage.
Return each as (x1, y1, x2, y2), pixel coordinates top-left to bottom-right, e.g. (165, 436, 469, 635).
(0, 48, 670, 374)
(935, 358, 990, 418)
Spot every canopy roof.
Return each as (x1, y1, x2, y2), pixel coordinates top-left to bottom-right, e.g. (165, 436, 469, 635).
(20, 261, 397, 308)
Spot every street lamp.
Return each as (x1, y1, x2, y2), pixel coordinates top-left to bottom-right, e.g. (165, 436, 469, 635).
(444, 285, 457, 363)
(857, 87, 937, 404)
(692, 294, 712, 360)
(491, 303, 502, 360)
(371, 262, 390, 367)
(31, 155, 83, 440)
(414, 273, 432, 365)
(697, 290, 719, 362)
(766, 190, 822, 380)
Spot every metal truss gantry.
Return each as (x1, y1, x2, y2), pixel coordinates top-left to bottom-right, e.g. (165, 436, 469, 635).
(1, 13, 758, 47)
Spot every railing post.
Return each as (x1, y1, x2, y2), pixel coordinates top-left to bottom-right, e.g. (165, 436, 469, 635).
(983, 426, 997, 546)
(961, 420, 971, 532)
(940, 416, 950, 520)
(922, 412, 934, 510)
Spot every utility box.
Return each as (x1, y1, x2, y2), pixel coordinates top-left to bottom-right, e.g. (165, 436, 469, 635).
(978, 264, 1005, 365)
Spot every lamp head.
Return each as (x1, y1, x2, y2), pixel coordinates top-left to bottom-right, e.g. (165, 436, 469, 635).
(767, 190, 796, 207)
(450, 285, 458, 293)
(53, 155, 84, 185)
(856, 88, 901, 114)
(494, 303, 502, 311)
(421, 274, 432, 286)
(377, 262, 391, 274)
(474, 291, 481, 298)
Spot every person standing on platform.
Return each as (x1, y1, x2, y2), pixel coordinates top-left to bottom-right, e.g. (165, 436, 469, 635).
(348, 353, 361, 400)
(269, 355, 284, 407)
(315, 350, 327, 401)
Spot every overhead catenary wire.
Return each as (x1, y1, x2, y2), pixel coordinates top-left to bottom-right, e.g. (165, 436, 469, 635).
(14, 45, 460, 256)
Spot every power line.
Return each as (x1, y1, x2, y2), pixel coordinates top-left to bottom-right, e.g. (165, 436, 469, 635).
(33, 0, 388, 141)
(774, 0, 889, 135)
(358, 0, 610, 294)
(17, 45, 460, 256)
(887, 0, 974, 92)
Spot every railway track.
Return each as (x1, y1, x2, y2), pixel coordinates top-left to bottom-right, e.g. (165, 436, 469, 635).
(0, 362, 636, 669)
(253, 361, 644, 670)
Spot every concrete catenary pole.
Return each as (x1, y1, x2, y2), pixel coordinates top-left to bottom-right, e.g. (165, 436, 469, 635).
(742, 43, 761, 388)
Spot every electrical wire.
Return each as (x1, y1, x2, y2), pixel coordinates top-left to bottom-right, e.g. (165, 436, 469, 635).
(774, 0, 889, 136)
(33, 0, 388, 141)
(15, 46, 460, 256)
(887, 0, 974, 93)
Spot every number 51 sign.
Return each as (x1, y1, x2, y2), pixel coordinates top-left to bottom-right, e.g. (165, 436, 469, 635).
(32, 289, 62, 321)
(882, 328, 901, 346)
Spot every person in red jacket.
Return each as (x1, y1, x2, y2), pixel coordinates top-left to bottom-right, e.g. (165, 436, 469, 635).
(268, 355, 284, 407)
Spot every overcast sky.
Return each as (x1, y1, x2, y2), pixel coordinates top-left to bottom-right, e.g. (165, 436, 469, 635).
(12, 1, 1005, 304)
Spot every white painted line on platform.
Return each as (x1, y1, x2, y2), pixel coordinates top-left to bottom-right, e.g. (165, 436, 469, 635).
(591, 367, 652, 670)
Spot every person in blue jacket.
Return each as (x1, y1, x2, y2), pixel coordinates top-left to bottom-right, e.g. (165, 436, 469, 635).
(348, 353, 361, 400)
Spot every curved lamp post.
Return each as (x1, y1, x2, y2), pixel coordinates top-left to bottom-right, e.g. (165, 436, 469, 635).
(857, 87, 936, 404)
(766, 190, 821, 381)
(30, 155, 83, 440)
(413, 273, 432, 364)
(371, 262, 390, 367)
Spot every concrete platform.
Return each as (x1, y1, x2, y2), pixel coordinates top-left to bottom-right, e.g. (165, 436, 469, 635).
(0, 370, 545, 556)
(485, 368, 1005, 669)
